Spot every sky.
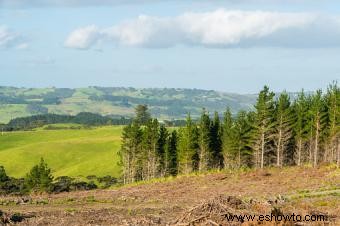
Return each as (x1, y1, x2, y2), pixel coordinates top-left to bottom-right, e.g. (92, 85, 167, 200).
(0, 0, 339, 93)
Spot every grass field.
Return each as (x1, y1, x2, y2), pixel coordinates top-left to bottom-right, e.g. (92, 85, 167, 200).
(0, 126, 123, 179)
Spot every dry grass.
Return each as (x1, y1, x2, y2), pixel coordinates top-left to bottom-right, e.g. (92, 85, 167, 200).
(0, 166, 339, 225)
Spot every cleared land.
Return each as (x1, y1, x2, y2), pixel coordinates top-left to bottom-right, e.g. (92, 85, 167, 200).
(0, 126, 122, 178)
(0, 166, 339, 225)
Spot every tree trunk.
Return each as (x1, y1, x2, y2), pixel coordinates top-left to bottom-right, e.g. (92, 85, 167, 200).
(297, 139, 302, 166)
(277, 129, 282, 167)
(314, 115, 320, 168)
(337, 139, 340, 167)
(238, 145, 241, 168)
(261, 132, 265, 169)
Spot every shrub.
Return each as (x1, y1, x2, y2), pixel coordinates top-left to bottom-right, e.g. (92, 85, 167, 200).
(0, 166, 9, 183)
(49, 176, 74, 193)
(97, 176, 118, 188)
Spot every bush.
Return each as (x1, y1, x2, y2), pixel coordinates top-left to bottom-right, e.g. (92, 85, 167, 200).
(97, 176, 118, 188)
(49, 176, 98, 193)
(49, 176, 74, 193)
(0, 178, 27, 195)
(0, 166, 9, 183)
(70, 181, 97, 191)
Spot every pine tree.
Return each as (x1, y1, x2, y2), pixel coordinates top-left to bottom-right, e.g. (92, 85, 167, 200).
(250, 86, 275, 168)
(178, 114, 199, 174)
(157, 124, 168, 177)
(142, 119, 159, 180)
(165, 130, 178, 176)
(274, 92, 293, 167)
(305, 95, 315, 165)
(308, 90, 327, 167)
(292, 91, 308, 166)
(120, 122, 142, 183)
(198, 109, 211, 171)
(222, 108, 234, 168)
(324, 82, 340, 165)
(234, 111, 253, 168)
(210, 112, 223, 169)
(135, 104, 151, 125)
(26, 158, 53, 192)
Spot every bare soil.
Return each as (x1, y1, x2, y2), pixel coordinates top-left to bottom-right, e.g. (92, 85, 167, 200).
(1, 166, 339, 225)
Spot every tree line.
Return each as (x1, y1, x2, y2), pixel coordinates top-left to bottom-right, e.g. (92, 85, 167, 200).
(1, 112, 133, 131)
(120, 83, 339, 183)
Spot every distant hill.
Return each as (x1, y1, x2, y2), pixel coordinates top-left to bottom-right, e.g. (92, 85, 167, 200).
(0, 86, 257, 123)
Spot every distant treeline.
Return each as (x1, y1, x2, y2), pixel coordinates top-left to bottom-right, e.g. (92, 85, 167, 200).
(120, 83, 339, 184)
(0, 112, 187, 131)
(1, 112, 132, 131)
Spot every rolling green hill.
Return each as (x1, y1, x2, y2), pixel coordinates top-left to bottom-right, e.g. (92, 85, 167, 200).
(0, 126, 123, 178)
(0, 86, 257, 123)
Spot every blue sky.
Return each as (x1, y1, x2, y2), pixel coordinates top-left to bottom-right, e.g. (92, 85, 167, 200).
(0, 0, 339, 93)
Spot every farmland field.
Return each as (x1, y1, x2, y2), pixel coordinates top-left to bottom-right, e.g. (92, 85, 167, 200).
(0, 125, 123, 179)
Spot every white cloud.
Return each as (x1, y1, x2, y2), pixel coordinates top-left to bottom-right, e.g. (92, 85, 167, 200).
(0, 26, 17, 48)
(64, 9, 340, 50)
(0, 25, 28, 50)
(64, 25, 100, 49)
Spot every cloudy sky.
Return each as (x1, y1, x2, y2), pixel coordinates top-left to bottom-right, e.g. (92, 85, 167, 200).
(0, 0, 339, 93)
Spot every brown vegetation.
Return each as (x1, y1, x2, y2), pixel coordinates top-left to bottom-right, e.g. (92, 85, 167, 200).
(0, 166, 339, 225)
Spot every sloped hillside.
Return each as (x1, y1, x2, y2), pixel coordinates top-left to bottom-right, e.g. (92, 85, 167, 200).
(0, 86, 257, 123)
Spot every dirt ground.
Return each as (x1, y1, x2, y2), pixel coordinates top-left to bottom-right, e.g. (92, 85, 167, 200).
(1, 166, 339, 225)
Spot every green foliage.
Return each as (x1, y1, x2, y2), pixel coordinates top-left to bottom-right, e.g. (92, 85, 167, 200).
(178, 114, 199, 174)
(157, 124, 168, 175)
(134, 105, 151, 125)
(4, 113, 132, 131)
(0, 166, 9, 183)
(273, 92, 294, 166)
(25, 158, 53, 192)
(209, 111, 223, 169)
(250, 86, 276, 168)
(165, 131, 178, 176)
(198, 109, 212, 171)
(120, 82, 339, 185)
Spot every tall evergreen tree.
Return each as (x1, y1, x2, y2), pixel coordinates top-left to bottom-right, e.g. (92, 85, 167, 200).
(274, 92, 293, 167)
(250, 86, 275, 168)
(157, 124, 168, 177)
(178, 114, 199, 174)
(165, 130, 178, 176)
(135, 104, 151, 125)
(142, 119, 159, 179)
(308, 90, 327, 167)
(292, 91, 308, 166)
(222, 108, 234, 168)
(198, 109, 212, 171)
(120, 122, 142, 183)
(210, 111, 223, 169)
(324, 82, 340, 165)
(234, 111, 253, 168)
